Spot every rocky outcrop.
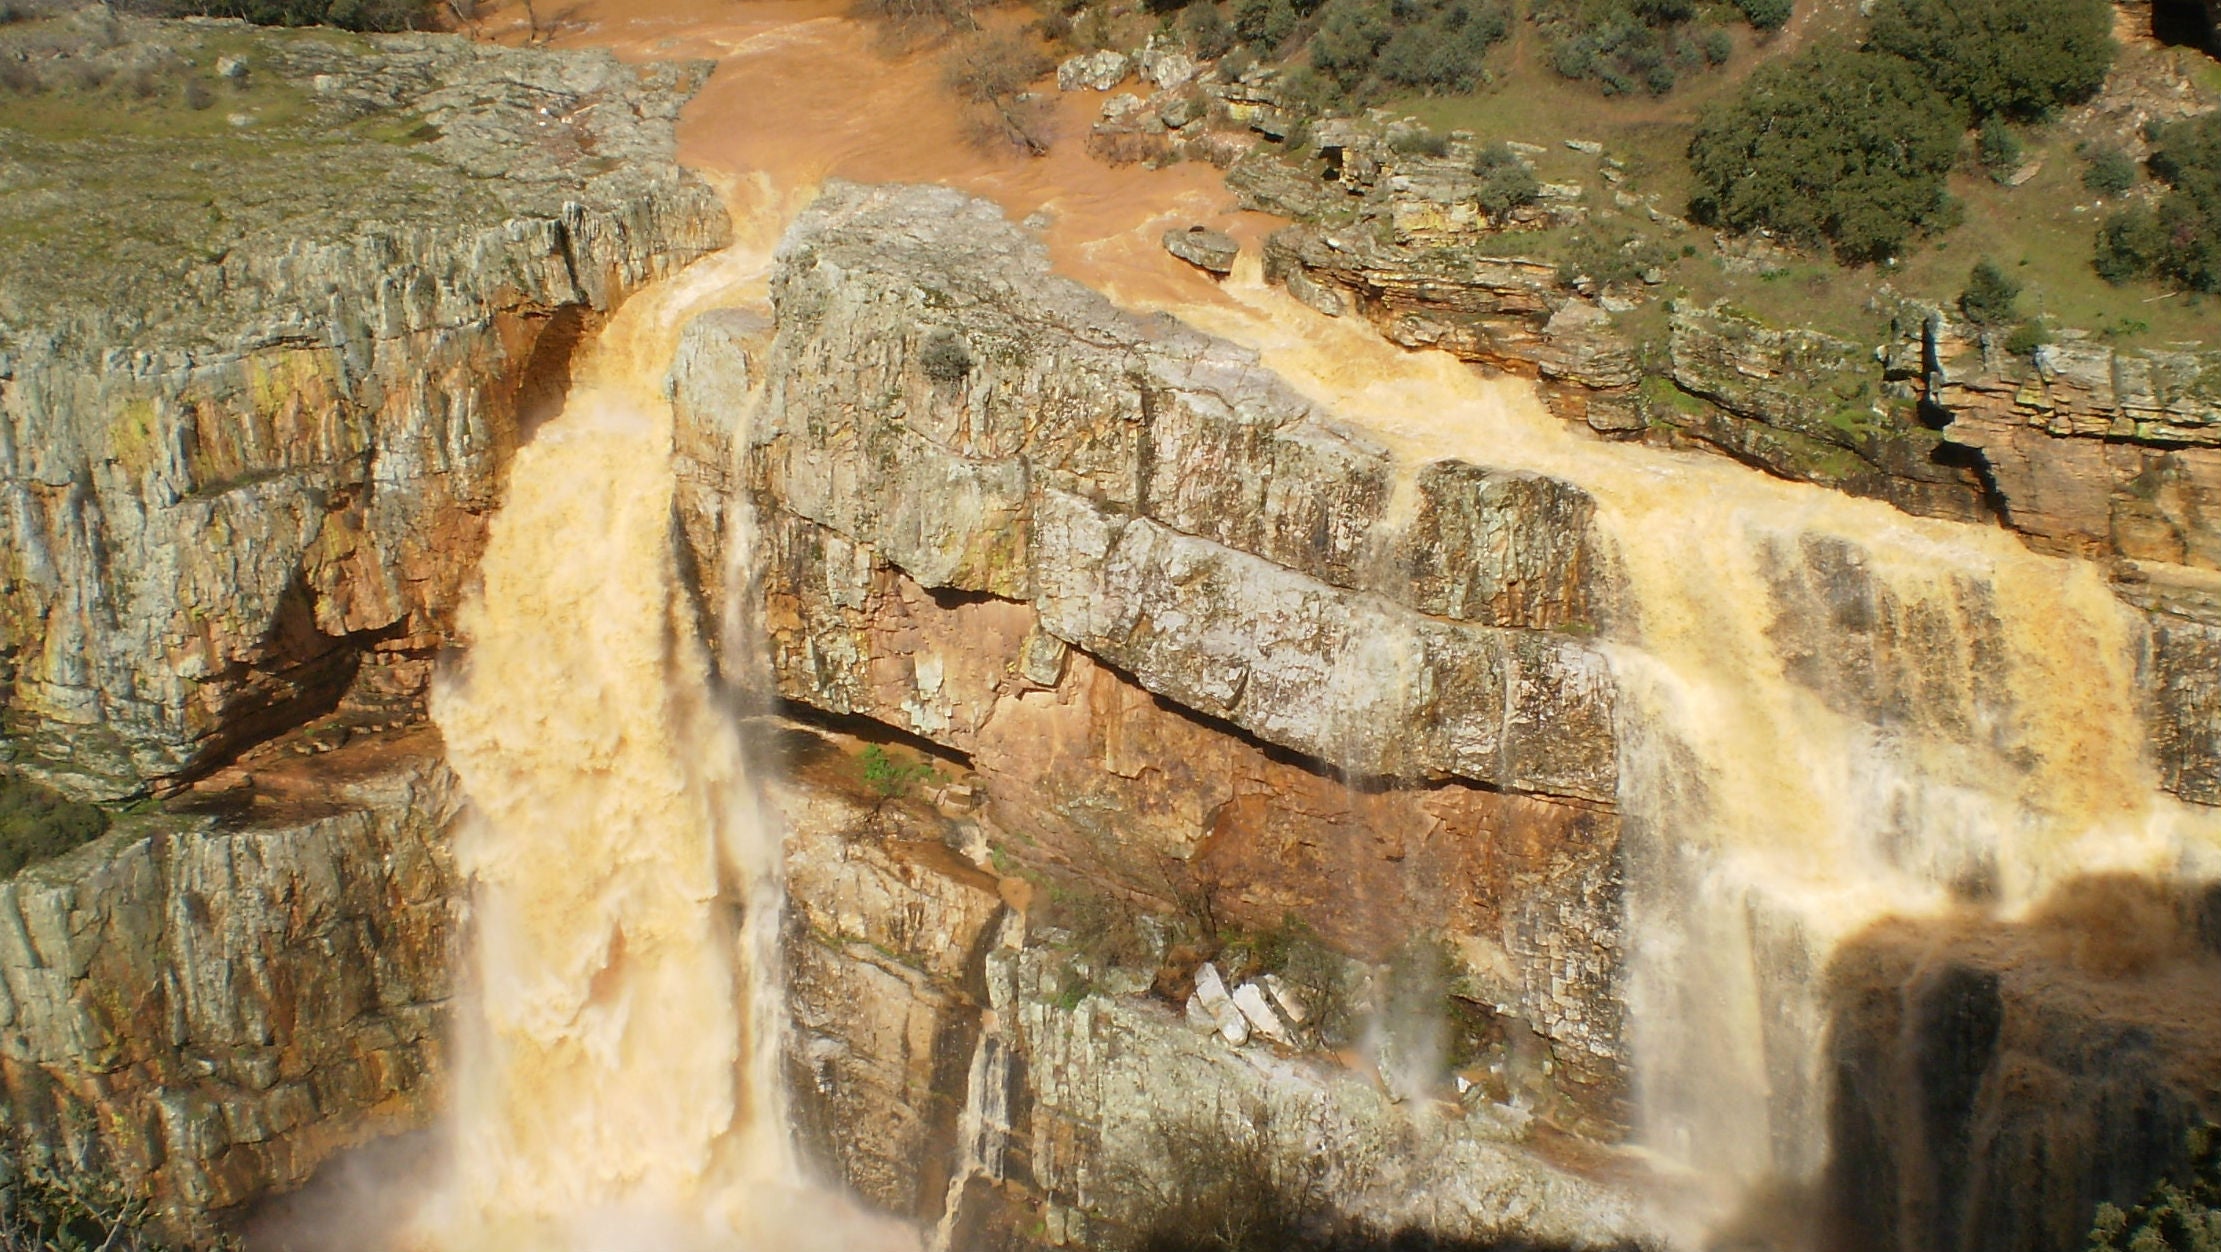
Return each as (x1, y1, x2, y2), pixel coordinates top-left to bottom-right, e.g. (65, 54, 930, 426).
(0, 735, 457, 1236)
(1261, 225, 1637, 403)
(691, 181, 1614, 800)
(670, 182, 1638, 1244)
(771, 729, 1657, 1250)
(0, 18, 730, 799)
(1924, 321, 2221, 568)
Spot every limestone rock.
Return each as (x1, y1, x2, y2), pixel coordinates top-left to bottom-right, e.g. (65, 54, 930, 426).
(1662, 302, 1989, 522)
(1162, 225, 1238, 275)
(0, 24, 730, 799)
(0, 738, 459, 1236)
(1056, 49, 1129, 91)
(1135, 36, 1196, 90)
(1230, 980, 1293, 1045)
(698, 181, 1614, 798)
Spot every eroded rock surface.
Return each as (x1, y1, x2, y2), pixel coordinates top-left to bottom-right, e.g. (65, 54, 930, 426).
(0, 18, 730, 798)
(684, 180, 1614, 802)
(0, 735, 457, 1235)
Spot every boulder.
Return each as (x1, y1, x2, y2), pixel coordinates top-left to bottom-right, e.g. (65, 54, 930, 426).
(1056, 49, 1129, 91)
(1161, 224, 1238, 274)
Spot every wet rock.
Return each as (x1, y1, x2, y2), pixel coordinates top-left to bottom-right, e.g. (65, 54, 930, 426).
(1661, 302, 1990, 522)
(1056, 49, 1128, 91)
(1161, 224, 1238, 274)
(696, 182, 1615, 798)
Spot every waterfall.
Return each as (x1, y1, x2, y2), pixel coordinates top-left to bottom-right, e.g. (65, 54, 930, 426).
(1159, 258, 2221, 1233)
(406, 178, 913, 1249)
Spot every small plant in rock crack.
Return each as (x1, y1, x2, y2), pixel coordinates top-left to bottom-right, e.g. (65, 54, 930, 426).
(859, 744, 943, 799)
(919, 329, 973, 383)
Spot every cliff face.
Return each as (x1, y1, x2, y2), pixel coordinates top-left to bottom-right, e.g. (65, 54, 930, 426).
(0, 14, 727, 1231)
(0, 735, 456, 1234)
(1256, 210, 2221, 578)
(672, 182, 1644, 1245)
(0, 19, 731, 799)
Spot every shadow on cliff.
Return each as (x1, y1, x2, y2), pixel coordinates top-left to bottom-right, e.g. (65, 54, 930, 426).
(1806, 873, 2221, 1252)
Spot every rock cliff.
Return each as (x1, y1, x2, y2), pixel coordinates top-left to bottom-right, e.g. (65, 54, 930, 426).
(0, 732, 456, 1236)
(672, 181, 1646, 1245)
(0, 16, 730, 799)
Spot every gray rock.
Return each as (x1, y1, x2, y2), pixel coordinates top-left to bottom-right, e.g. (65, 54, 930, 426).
(693, 182, 1616, 799)
(0, 24, 730, 799)
(1161, 224, 1238, 274)
(1056, 49, 1129, 91)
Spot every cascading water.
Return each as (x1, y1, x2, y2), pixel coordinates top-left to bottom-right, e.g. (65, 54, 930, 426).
(375, 3, 2220, 1246)
(409, 177, 918, 1249)
(1151, 258, 2221, 1234)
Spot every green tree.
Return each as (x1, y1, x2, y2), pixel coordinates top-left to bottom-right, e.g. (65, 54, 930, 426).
(2088, 1124, 2221, 1252)
(1866, 0, 2114, 120)
(1688, 42, 1960, 261)
(1958, 259, 2020, 324)
(1733, 0, 1790, 30)
(2094, 113, 2221, 291)
(2083, 145, 2139, 196)
(1978, 117, 2024, 178)
(1184, 1, 1235, 57)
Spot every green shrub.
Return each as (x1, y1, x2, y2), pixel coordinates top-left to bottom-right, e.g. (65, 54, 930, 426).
(0, 774, 109, 880)
(1866, 0, 2115, 120)
(126, 0, 431, 30)
(1306, 0, 1506, 99)
(858, 744, 943, 798)
(1388, 127, 1449, 157)
(1733, 0, 1791, 29)
(2083, 145, 2140, 196)
(1959, 258, 2021, 324)
(1688, 42, 1960, 261)
(2088, 1124, 2221, 1251)
(2094, 114, 2221, 291)
(1537, 0, 1765, 94)
(2095, 206, 2171, 283)
(1978, 117, 2024, 177)
(2003, 321, 2049, 356)
(1184, 1, 1236, 56)
(1478, 159, 1541, 217)
(919, 329, 973, 382)
(1234, 0, 1298, 49)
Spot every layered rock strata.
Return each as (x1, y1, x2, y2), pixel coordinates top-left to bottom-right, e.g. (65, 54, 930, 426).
(0, 735, 457, 1236)
(672, 181, 1638, 1239)
(0, 19, 730, 799)
(772, 727, 1654, 1250)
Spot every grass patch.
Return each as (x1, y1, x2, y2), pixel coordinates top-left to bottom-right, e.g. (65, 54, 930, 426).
(0, 773, 110, 879)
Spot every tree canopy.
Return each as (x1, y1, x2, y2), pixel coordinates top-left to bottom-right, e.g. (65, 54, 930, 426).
(1687, 42, 1960, 262)
(2095, 113, 2221, 293)
(1866, 0, 2115, 120)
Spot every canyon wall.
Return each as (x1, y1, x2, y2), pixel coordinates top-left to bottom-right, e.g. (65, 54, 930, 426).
(670, 180, 1657, 1246)
(0, 24, 730, 801)
(0, 18, 726, 1232)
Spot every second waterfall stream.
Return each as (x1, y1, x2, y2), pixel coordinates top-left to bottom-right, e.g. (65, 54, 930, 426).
(395, 1, 2221, 1246)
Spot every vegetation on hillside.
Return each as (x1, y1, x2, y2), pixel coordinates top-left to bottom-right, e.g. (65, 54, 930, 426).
(116, 0, 430, 31)
(2096, 112, 2221, 292)
(1688, 42, 1960, 261)
(1304, 0, 1510, 100)
(1866, 0, 2116, 121)
(0, 773, 108, 879)
(2087, 1124, 2221, 1251)
(1534, 0, 1752, 97)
